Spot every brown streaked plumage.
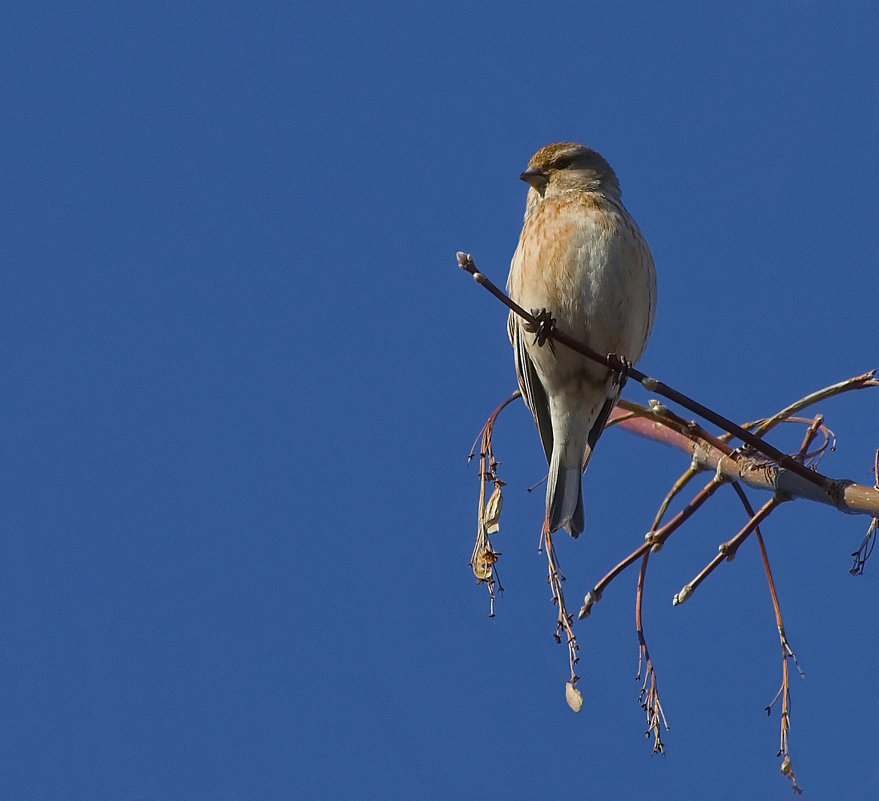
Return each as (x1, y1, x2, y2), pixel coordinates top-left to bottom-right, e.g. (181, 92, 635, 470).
(507, 142, 656, 536)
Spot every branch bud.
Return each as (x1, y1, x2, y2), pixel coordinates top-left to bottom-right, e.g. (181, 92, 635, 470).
(673, 585, 693, 606)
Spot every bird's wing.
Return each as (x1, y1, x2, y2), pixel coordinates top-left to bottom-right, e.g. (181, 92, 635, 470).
(508, 311, 554, 462)
(581, 382, 620, 473)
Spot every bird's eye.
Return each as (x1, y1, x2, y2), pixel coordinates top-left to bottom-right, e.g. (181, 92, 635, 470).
(550, 154, 576, 170)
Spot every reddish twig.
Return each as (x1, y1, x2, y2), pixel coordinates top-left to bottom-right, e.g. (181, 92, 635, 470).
(468, 391, 520, 615)
(673, 496, 785, 606)
(579, 474, 725, 619)
(611, 401, 879, 517)
(736, 482, 804, 794)
(635, 551, 669, 753)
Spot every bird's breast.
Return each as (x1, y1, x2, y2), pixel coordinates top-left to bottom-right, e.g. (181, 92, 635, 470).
(508, 191, 655, 369)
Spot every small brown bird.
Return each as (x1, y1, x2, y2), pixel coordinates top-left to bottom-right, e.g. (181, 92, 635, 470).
(507, 142, 656, 537)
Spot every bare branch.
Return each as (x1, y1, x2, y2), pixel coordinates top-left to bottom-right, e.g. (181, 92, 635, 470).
(673, 496, 785, 606)
(579, 475, 725, 619)
(749, 372, 877, 437)
(612, 401, 879, 517)
(459, 249, 877, 788)
(457, 252, 845, 494)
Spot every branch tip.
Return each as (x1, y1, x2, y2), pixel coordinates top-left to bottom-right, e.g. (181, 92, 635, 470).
(672, 585, 693, 606)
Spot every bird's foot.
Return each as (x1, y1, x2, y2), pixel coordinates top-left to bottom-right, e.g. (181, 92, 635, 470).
(607, 353, 631, 390)
(525, 308, 557, 350)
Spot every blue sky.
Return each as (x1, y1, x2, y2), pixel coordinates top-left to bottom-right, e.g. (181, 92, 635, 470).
(3, 3, 878, 799)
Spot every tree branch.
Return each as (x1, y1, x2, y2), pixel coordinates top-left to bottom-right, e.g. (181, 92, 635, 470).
(459, 249, 877, 790)
(612, 399, 879, 517)
(457, 252, 852, 494)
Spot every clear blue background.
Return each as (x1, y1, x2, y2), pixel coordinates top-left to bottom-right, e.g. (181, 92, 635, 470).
(3, 3, 878, 799)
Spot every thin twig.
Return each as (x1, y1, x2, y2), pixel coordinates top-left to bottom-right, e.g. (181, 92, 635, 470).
(749, 372, 877, 438)
(733, 483, 804, 793)
(635, 552, 669, 753)
(648, 464, 702, 531)
(673, 496, 785, 606)
(794, 415, 825, 463)
(579, 475, 725, 619)
(469, 393, 520, 615)
(543, 524, 580, 682)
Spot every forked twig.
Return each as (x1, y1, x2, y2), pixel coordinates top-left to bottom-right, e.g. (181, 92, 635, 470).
(673, 496, 785, 606)
(580, 474, 725, 619)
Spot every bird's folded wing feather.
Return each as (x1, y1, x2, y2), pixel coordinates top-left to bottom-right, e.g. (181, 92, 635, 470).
(582, 385, 619, 472)
(508, 312, 554, 463)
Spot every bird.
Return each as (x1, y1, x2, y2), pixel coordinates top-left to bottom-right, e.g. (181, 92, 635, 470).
(507, 142, 656, 537)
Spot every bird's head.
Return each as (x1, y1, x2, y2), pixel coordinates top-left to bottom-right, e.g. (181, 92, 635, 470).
(520, 142, 620, 200)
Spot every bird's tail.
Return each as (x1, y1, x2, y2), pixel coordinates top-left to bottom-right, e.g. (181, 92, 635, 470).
(544, 389, 617, 538)
(545, 441, 588, 538)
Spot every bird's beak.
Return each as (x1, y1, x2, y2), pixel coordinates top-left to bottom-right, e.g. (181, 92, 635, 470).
(519, 166, 548, 191)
